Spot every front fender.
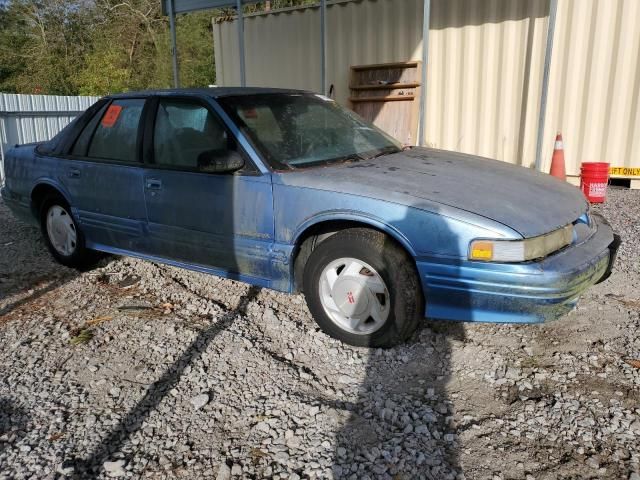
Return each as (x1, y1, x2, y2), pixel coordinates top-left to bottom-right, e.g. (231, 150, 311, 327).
(275, 185, 519, 259)
(291, 210, 418, 257)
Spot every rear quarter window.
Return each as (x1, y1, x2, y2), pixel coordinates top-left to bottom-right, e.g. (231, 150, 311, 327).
(36, 99, 107, 156)
(71, 103, 109, 157)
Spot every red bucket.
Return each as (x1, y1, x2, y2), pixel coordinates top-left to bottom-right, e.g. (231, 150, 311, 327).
(580, 162, 609, 203)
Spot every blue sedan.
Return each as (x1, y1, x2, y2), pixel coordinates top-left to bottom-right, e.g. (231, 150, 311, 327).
(1, 88, 620, 347)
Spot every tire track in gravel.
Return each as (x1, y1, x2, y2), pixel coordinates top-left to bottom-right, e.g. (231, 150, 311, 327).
(74, 285, 261, 477)
(152, 263, 327, 388)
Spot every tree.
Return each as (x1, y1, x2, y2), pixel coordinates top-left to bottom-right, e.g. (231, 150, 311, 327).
(0, 0, 94, 94)
(156, 11, 217, 89)
(0, 0, 317, 95)
(78, 0, 168, 94)
(0, 2, 28, 92)
(79, 1, 216, 94)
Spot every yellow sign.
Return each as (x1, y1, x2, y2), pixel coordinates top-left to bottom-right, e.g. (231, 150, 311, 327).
(610, 167, 640, 178)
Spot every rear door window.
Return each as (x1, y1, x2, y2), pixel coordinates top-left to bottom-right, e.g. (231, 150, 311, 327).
(153, 99, 232, 170)
(86, 99, 145, 162)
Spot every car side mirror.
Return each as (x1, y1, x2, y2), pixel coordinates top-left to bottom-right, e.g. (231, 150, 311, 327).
(197, 150, 245, 173)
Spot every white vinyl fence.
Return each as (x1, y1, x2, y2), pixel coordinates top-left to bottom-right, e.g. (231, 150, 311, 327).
(0, 93, 99, 184)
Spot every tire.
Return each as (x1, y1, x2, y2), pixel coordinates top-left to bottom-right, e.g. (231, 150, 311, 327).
(303, 228, 423, 347)
(39, 194, 97, 269)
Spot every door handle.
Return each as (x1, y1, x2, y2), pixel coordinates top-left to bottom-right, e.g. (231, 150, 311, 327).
(68, 168, 81, 178)
(146, 179, 162, 190)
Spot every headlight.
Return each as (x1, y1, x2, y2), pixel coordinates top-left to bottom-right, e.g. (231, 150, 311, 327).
(469, 225, 574, 262)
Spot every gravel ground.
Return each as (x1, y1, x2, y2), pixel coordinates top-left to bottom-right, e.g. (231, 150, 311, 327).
(1, 187, 639, 480)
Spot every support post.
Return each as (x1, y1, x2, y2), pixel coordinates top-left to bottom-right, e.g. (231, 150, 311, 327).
(168, 0, 179, 88)
(418, 0, 430, 147)
(0, 118, 5, 185)
(320, 0, 327, 95)
(535, 0, 558, 171)
(237, 0, 246, 86)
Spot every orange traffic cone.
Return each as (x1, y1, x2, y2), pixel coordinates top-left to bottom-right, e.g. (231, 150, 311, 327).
(549, 133, 566, 181)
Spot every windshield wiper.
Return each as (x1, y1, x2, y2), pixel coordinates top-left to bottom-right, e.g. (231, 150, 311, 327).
(363, 146, 400, 161)
(288, 153, 364, 169)
(340, 154, 366, 163)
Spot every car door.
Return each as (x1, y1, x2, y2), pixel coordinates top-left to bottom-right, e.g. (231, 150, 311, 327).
(61, 98, 148, 252)
(141, 96, 274, 285)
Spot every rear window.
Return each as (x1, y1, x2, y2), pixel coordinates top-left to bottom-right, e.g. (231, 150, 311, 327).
(36, 118, 79, 155)
(36, 100, 107, 155)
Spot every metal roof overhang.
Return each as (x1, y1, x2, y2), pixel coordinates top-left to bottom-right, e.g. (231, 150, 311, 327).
(162, 0, 260, 16)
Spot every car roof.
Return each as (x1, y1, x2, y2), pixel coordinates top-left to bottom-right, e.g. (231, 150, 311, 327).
(107, 87, 310, 100)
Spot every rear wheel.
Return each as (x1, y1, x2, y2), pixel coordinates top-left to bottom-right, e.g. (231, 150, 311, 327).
(40, 195, 96, 269)
(303, 228, 423, 347)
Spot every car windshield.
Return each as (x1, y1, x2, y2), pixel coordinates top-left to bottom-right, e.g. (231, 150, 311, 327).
(218, 93, 402, 170)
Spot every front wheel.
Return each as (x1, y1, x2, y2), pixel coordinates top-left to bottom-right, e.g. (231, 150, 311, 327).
(303, 228, 423, 347)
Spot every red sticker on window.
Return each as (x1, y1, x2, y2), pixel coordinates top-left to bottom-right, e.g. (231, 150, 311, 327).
(101, 105, 123, 128)
(242, 107, 257, 119)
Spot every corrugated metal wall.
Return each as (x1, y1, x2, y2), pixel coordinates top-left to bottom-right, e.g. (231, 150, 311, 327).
(214, 0, 640, 175)
(215, 6, 322, 91)
(214, 0, 423, 105)
(425, 0, 548, 168)
(0, 93, 99, 182)
(542, 0, 640, 175)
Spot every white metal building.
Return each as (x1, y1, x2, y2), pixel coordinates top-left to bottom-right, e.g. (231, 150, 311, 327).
(207, 0, 640, 186)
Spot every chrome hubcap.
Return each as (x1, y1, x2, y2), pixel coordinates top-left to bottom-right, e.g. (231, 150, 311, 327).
(46, 205, 77, 256)
(319, 257, 390, 335)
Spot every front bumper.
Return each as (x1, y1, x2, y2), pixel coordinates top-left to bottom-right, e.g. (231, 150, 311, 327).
(417, 214, 619, 323)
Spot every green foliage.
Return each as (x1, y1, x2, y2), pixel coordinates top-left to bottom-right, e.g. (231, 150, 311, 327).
(0, 0, 316, 95)
(77, 46, 130, 95)
(0, 3, 27, 92)
(169, 12, 217, 89)
(0, 0, 95, 94)
(70, 328, 94, 345)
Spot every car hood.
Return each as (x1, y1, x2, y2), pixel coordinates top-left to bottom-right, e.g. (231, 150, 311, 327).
(274, 147, 588, 238)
